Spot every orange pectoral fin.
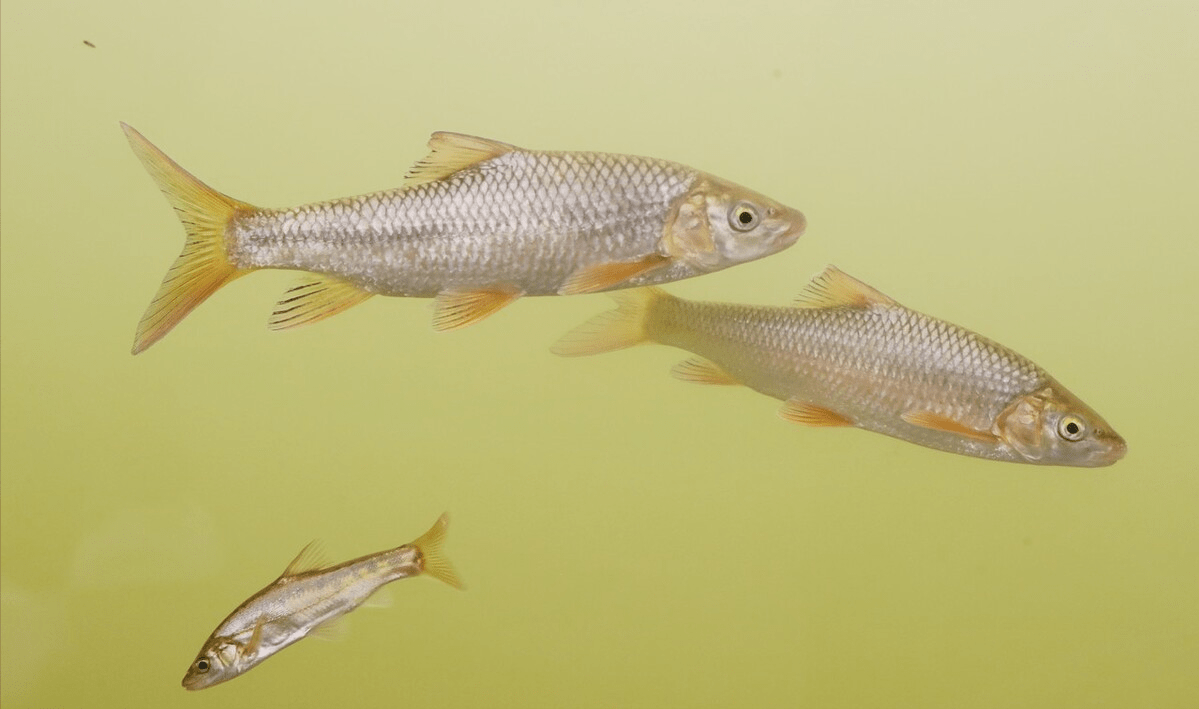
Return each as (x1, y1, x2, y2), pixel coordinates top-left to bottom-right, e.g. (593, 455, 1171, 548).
(432, 286, 523, 331)
(901, 410, 999, 443)
(558, 254, 671, 295)
(780, 400, 854, 427)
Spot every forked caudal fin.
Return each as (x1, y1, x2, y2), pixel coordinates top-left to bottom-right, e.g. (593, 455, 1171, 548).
(122, 123, 256, 354)
(411, 513, 464, 590)
(550, 287, 667, 357)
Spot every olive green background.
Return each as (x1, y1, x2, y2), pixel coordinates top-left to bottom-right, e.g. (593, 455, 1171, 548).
(2, 1, 1196, 707)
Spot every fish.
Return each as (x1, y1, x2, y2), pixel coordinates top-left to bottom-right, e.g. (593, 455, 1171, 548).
(553, 266, 1126, 467)
(122, 123, 806, 354)
(181, 513, 461, 690)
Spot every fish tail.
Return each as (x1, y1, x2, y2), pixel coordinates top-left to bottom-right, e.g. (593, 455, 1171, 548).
(411, 513, 463, 590)
(122, 123, 256, 354)
(550, 287, 668, 357)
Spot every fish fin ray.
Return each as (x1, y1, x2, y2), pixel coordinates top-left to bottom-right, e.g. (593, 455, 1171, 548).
(780, 399, 854, 427)
(404, 132, 517, 185)
(431, 286, 523, 331)
(122, 123, 256, 354)
(793, 265, 896, 309)
(410, 513, 463, 590)
(280, 540, 326, 578)
(901, 410, 999, 443)
(558, 254, 671, 295)
(671, 357, 740, 385)
(244, 617, 265, 658)
(551, 288, 665, 357)
(310, 616, 351, 641)
(268, 275, 373, 330)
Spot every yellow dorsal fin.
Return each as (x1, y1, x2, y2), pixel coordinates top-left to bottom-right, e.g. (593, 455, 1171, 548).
(901, 410, 999, 443)
(671, 357, 740, 386)
(780, 399, 854, 427)
(268, 275, 373, 331)
(280, 541, 325, 579)
(794, 265, 896, 309)
(431, 285, 523, 331)
(404, 132, 517, 185)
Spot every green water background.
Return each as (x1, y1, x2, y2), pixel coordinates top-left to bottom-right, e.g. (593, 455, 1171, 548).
(2, 1, 1197, 707)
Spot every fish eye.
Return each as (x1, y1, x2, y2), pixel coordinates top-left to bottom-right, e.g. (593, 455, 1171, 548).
(195, 659, 210, 673)
(1057, 415, 1086, 442)
(729, 202, 760, 232)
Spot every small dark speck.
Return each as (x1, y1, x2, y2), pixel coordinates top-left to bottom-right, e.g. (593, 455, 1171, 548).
(83, 40, 96, 48)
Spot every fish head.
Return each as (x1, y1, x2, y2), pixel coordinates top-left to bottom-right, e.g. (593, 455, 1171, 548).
(662, 177, 805, 271)
(995, 384, 1126, 467)
(181, 638, 243, 690)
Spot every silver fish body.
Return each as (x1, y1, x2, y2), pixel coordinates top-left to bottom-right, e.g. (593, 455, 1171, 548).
(554, 267, 1126, 467)
(122, 125, 805, 353)
(182, 514, 460, 690)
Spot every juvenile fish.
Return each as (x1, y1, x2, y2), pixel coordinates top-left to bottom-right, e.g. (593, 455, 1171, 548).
(554, 266, 1126, 466)
(182, 514, 461, 690)
(122, 124, 806, 354)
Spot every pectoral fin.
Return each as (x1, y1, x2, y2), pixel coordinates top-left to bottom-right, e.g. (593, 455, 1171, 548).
(432, 286, 523, 331)
(269, 276, 373, 330)
(244, 617, 265, 658)
(558, 254, 671, 295)
(671, 357, 740, 386)
(901, 410, 999, 443)
(780, 399, 854, 427)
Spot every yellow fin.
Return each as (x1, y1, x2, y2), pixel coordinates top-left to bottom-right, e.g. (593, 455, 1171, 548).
(310, 616, 351, 641)
(901, 410, 999, 443)
(780, 399, 854, 427)
(280, 540, 326, 579)
(410, 513, 463, 590)
(268, 275, 373, 331)
(558, 254, 676, 295)
(244, 617, 265, 658)
(404, 132, 516, 185)
(671, 357, 740, 385)
(793, 265, 896, 309)
(558, 254, 672, 295)
(551, 287, 665, 357)
(122, 123, 256, 354)
(431, 285, 523, 331)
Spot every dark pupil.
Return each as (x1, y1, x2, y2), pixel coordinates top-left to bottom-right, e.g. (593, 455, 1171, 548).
(197, 660, 209, 671)
(738, 210, 754, 224)
(1065, 421, 1080, 435)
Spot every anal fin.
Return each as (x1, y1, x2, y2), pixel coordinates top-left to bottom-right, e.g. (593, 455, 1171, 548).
(432, 285, 523, 331)
(780, 399, 854, 427)
(269, 276, 372, 330)
(671, 357, 740, 386)
(901, 410, 999, 443)
(558, 254, 671, 295)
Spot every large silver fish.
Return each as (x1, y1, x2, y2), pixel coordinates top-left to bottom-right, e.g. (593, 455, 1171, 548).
(122, 124, 806, 354)
(554, 266, 1126, 467)
(181, 514, 460, 690)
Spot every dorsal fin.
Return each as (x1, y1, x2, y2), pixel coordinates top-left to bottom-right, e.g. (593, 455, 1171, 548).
(280, 541, 326, 579)
(794, 266, 896, 309)
(404, 132, 517, 185)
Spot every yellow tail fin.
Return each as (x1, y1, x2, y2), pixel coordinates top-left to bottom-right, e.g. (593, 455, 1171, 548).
(550, 287, 665, 357)
(122, 123, 256, 354)
(411, 513, 464, 590)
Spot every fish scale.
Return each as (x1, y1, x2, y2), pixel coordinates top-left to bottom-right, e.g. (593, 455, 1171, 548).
(554, 266, 1125, 466)
(122, 125, 804, 351)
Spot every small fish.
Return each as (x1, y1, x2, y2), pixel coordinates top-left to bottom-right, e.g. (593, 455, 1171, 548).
(122, 124, 806, 354)
(554, 266, 1126, 467)
(182, 514, 461, 690)
(83, 40, 95, 48)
